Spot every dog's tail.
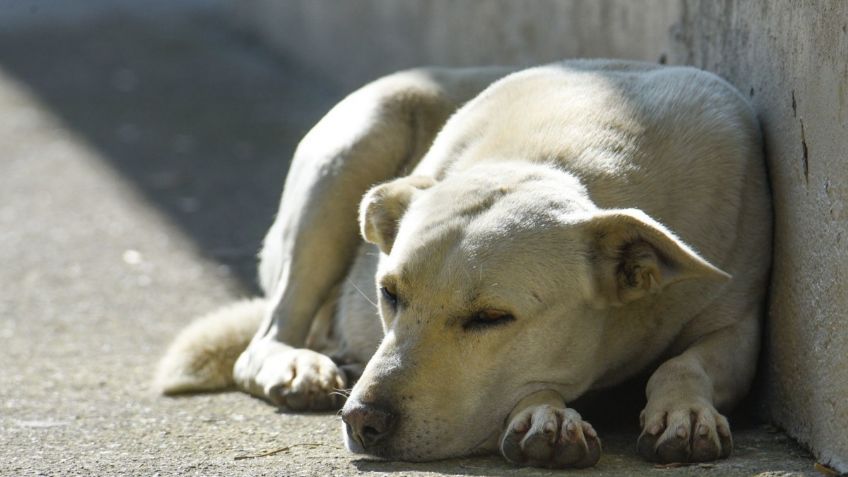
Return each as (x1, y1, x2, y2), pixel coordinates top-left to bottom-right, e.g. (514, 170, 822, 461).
(154, 298, 266, 395)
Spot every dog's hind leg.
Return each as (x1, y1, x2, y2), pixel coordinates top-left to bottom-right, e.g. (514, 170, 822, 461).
(236, 67, 513, 410)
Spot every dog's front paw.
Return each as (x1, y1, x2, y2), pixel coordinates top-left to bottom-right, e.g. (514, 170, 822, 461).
(637, 399, 732, 463)
(500, 404, 601, 469)
(248, 348, 347, 411)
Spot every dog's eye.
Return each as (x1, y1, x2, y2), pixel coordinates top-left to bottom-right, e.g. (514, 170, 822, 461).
(463, 309, 515, 331)
(380, 286, 398, 309)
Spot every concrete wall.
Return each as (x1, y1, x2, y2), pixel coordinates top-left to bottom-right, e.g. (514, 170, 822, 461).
(233, 0, 680, 90)
(232, 0, 848, 470)
(674, 2, 848, 473)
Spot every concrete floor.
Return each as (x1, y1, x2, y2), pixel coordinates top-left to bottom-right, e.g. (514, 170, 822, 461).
(0, 2, 820, 476)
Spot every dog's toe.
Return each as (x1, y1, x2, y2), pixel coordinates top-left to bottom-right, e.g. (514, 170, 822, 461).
(637, 419, 664, 461)
(554, 414, 600, 468)
(521, 406, 559, 461)
(500, 412, 531, 464)
(656, 418, 691, 463)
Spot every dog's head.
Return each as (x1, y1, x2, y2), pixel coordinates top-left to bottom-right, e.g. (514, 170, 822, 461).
(341, 163, 728, 460)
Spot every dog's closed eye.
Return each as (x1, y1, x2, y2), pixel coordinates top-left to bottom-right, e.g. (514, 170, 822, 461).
(462, 309, 515, 331)
(380, 286, 399, 309)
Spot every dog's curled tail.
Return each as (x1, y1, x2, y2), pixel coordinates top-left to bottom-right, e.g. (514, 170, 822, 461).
(154, 298, 266, 395)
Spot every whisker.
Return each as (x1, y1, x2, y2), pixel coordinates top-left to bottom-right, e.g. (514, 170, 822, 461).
(348, 280, 378, 309)
(332, 388, 352, 416)
(330, 386, 352, 397)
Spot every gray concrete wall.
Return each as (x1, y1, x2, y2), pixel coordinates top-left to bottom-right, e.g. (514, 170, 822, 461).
(232, 0, 848, 471)
(232, 0, 680, 90)
(672, 2, 848, 473)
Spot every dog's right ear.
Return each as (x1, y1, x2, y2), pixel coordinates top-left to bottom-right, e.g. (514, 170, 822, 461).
(359, 175, 435, 254)
(585, 208, 731, 307)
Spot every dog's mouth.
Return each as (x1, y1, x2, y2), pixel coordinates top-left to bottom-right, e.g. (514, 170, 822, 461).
(341, 423, 417, 460)
(341, 412, 503, 462)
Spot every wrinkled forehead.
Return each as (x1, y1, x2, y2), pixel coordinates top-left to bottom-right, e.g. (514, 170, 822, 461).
(383, 176, 592, 301)
(393, 165, 590, 251)
(399, 164, 586, 233)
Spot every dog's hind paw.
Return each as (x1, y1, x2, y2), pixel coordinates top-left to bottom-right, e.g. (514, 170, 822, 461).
(500, 404, 601, 469)
(637, 399, 732, 463)
(237, 347, 348, 411)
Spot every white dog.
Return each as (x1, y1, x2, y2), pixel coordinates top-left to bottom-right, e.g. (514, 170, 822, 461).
(156, 59, 771, 468)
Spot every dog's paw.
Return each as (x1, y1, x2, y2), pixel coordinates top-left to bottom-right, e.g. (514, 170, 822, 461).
(637, 400, 732, 463)
(500, 404, 601, 469)
(253, 348, 347, 411)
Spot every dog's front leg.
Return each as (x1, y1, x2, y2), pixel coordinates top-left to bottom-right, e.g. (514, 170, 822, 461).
(500, 390, 602, 469)
(234, 68, 513, 410)
(637, 313, 760, 463)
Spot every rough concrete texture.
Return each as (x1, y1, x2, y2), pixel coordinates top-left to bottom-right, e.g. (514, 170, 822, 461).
(0, 1, 829, 476)
(233, 0, 848, 472)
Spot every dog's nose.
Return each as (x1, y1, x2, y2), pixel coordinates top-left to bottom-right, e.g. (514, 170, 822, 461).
(341, 401, 396, 450)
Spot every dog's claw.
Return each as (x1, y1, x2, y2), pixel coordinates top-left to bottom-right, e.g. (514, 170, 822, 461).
(500, 405, 601, 469)
(638, 401, 732, 463)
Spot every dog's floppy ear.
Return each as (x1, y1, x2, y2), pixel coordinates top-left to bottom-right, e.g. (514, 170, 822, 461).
(586, 209, 731, 306)
(359, 175, 435, 254)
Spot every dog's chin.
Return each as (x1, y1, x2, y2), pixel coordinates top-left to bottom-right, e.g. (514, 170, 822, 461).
(341, 435, 408, 461)
(341, 422, 497, 463)
(340, 425, 438, 461)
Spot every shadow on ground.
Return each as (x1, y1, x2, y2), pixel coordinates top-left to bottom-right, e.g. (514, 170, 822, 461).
(0, 7, 341, 292)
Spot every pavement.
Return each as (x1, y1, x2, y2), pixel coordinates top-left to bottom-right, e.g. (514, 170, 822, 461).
(0, 1, 821, 476)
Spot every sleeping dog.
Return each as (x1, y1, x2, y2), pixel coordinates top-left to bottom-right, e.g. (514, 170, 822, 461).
(156, 59, 771, 468)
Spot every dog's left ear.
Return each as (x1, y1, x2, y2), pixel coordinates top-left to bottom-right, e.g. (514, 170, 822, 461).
(359, 175, 436, 254)
(585, 209, 731, 306)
